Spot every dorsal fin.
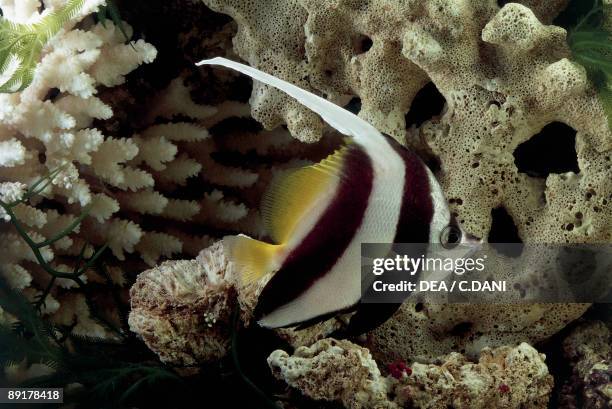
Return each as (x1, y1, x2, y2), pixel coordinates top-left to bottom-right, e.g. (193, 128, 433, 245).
(195, 57, 384, 147)
(262, 145, 349, 244)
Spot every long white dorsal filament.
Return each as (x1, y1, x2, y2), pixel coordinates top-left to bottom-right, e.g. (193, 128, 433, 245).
(196, 57, 382, 143)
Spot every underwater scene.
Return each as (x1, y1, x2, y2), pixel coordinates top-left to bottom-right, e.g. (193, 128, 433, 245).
(0, 0, 611, 408)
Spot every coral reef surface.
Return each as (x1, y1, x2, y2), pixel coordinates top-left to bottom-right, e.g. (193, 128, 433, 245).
(268, 338, 554, 409)
(559, 320, 612, 409)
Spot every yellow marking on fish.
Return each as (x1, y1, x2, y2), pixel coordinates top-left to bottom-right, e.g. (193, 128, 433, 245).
(261, 145, 350, 244)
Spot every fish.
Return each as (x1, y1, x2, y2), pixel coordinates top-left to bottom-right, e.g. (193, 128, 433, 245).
(196, 57, 480, 331)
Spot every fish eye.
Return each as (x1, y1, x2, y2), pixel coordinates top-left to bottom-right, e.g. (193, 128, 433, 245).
(440, 225, 462, 249)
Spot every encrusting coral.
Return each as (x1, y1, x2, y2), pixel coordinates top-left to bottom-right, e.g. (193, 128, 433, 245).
(267, 338, 554, 409)
(392, 342, 554, 409)
(558, 320, 612, 409)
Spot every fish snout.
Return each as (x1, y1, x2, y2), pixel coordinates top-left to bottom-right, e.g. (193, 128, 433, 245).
(463, 231, 482, 245)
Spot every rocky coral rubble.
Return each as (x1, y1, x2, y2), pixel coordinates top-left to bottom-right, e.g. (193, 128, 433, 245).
(268, 338, 395, 409)
(392, 342, 553, 409)
(558, 320, 612, 409)
(268, 338, 554, 409)
(128, 241, 235, 365)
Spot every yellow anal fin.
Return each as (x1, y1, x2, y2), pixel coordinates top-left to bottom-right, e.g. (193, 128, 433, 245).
(262, 144, 350, 244)
(223, 234, 282, 285)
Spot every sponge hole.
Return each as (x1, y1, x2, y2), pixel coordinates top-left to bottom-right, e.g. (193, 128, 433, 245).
(488, 207, 523, 257)
(405, 82, 446, 128)
(450, 321, 473, 337)
(513, 122, 579, 178)
(345, 97, 362, 115)
(353, 34, 373, 55)
(489, 207, 522, 243)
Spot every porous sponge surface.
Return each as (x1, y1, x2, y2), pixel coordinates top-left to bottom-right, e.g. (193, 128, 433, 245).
(203, 0, 611, 243)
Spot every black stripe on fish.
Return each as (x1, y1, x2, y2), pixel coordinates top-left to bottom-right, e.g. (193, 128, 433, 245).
(253, 144, 374, 321)
(344, 139, 434, 336)
(388, 136, 434, 243)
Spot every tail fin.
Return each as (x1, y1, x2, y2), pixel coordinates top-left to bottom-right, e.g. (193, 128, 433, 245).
(196, 57, 383, 146)
(223, 234, 282, 285)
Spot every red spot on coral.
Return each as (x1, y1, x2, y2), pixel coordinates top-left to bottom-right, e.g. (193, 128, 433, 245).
(499, 384, 510, 393)
(387, 360, 411, 379)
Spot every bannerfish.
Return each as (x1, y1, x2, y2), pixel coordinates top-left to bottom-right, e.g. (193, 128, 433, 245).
(196, 57, 479, 331)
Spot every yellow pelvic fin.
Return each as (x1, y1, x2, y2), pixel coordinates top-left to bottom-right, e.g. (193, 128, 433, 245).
(223, 235, 282, 285)
(261, 144, 350, 244)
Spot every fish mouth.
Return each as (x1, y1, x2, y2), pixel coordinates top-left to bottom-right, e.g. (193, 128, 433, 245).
(463, 231, 483, 244)
(461, 233, 484, 261)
